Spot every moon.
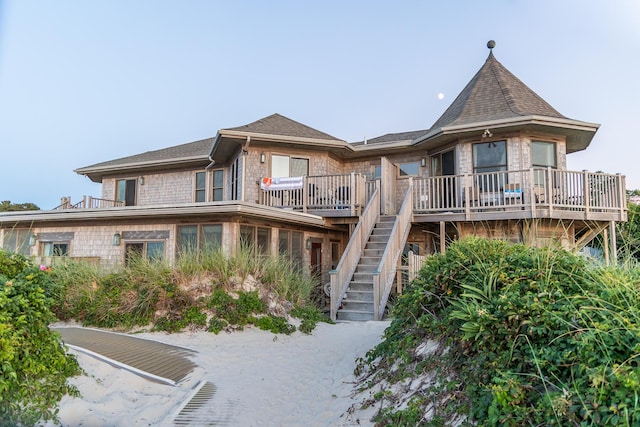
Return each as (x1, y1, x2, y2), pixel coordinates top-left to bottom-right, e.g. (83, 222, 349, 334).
(438, 93, 444, 100)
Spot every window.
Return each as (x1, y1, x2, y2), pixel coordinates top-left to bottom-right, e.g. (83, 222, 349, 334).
(212, 170, 224, 201)
(473, 141, 507, 174)
(271, 155, 309, 177)
(2, 229, 31, 255)
(398, 162, 420, 177)
(43, 242, 69, 257)
(532, 141, 556, 168)
(532, 141, 557, 186)
(431, 149, 455, 176)
(373, 165, 381, 180)
(195, 172, 206, 202)
(125, 241, 164, 265)
(473, 141, 507, 191)
(240, 225, 270, 255)
(230, 157, 240, 200)
(177, 224, 222, 255)
(116, 179, 137, 206)
(278, 229, 303, 268)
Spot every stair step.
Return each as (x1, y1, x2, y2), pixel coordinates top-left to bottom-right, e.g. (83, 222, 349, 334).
(337, 309, 375, 321)
(344, 291, 374, 302)
(355, 265, 377, 273)
(364, 243, 386, 251)
(358, 255, 380, 264)
(351, 272, 373, 282)
(342, 298, 374, 309)
(348, 281, 373, 291)
(369, 235, 390, 243)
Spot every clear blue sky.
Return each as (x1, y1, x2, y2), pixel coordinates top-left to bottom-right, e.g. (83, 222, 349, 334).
(1, 1, 639, 209)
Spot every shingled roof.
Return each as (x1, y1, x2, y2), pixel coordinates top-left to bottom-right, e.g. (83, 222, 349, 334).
(429, 51, 566, 132)
(223, 113, 342, 141)
(351, 130, 429, 146)
(75, 138, 213, 182)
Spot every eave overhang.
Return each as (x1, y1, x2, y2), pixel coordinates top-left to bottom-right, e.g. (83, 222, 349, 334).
(0, 202, 330, 229)
(414, 115, 600, 153)
(210, 129, 352, 165)
(75, 155, 211, 183)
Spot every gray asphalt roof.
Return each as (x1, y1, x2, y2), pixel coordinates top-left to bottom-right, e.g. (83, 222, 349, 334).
(76, 137, 213, 172)
(428, 51, 566, 132)
(222, 113, 343, 141)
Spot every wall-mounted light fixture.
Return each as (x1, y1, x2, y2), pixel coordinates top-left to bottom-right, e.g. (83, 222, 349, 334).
(139, 176, 145, 185)
(29, 234, 37, 246)
(306, 238, 312, 249)
(113, 232, 121, 246)
(260, 152, 266, 163)
(420, 157, 427, 167)
(482, 129, 493, 138)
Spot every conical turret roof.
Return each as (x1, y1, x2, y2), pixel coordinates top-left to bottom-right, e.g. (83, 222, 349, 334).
(429, 51, 566, 131)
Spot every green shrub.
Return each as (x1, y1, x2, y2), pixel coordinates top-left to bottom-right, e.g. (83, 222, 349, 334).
(364, 237, 640, 426)
(254, 315, 296, 335)
(0, 250, 81, 426)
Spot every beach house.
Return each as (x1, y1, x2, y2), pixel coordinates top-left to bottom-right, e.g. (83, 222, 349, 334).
(0, 43, 627, 321)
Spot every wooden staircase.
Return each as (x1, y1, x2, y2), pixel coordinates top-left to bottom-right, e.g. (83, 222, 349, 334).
(337, 215, 395, 321)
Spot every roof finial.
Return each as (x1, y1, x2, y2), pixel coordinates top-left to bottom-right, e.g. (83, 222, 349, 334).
(487, 40, 496, 50)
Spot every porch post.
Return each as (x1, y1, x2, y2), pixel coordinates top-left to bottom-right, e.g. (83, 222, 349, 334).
(609, 220, 617, 265)
(439, 221, 446, 253)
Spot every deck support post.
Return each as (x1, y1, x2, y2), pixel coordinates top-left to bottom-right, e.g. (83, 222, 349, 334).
(609, 220, 617, 265)
(439, 221, 446, 253)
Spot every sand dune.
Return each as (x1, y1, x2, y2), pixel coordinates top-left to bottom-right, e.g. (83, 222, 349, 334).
(43, 321, 388, 427)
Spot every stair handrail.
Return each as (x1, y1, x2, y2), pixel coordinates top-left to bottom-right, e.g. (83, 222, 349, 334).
(372, 179, 413, 320)
(329, 187, 380, 321)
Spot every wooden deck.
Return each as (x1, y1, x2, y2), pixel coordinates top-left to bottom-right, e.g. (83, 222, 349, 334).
(411, 168, 627, 223)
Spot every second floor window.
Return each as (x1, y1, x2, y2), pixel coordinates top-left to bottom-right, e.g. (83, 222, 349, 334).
(212, 170, 224, 201)
(195, 172, 206, 202)
(398, 162, 420, 177)
(116, 179, 137, 206)
(473, 141, 507, 174)
(272, 155, 309, 177)
(532, 141, 557, 169)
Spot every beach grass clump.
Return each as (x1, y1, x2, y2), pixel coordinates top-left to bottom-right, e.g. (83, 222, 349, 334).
(49, 246, 330, 334)
(0, 249, 81, 426)
(358, 237, 640, 426)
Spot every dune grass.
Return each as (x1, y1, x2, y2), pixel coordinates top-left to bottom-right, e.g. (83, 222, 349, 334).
(49, 245, 329, 334)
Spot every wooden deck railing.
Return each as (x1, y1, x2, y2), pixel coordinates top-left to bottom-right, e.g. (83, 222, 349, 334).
(413, 168, 627, 221)
(54, 196, 124, 210)
(329, 187, 380, 321)
(259, 173, 367, 216)
(372, 179, 413, 320)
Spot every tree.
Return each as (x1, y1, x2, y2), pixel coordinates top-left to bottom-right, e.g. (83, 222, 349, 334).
(0, 200, 40, 211)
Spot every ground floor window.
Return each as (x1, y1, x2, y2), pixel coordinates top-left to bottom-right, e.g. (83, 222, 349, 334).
(42, 242, 69, 257)
(240, 225, 270, 255)
(177, 224, 222, 255)
(2, 229, 31, 256)
(125, 241, 165, 265)
(278, 229, 303, 268)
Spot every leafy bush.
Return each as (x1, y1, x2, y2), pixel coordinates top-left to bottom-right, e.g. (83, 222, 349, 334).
(363, 237, 640, 425)
(0, 250, 81, 426)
